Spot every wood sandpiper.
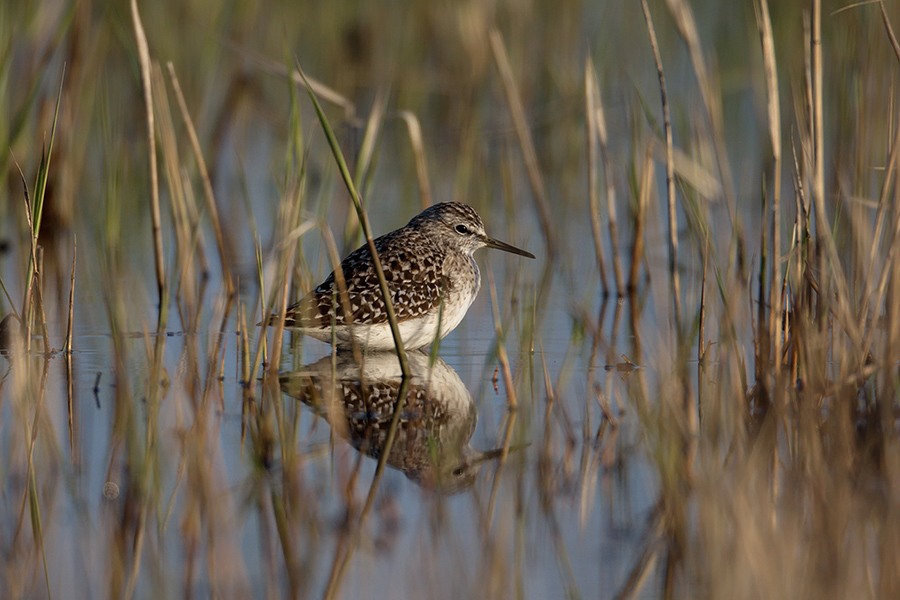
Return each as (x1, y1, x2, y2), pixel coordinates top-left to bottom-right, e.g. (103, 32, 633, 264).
(269, 202, 535, 350)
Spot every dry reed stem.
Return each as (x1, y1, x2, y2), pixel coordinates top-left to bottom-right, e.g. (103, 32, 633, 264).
(65, 344, 75, 466)
(200, 292, 235, 412)
(486, 409, 519, 530)
(131, 0, 164, 306)
(865, 125, 900, 282)
(664, 0, 736, 213)
(320, 224, 363, 364)
(247, 237, 270, 397)
(585, 58, 610, 294)
(753, 0, 783, 382)
(487, 267, 518, 409)
(881, 2, 900, 65)
(129, 6, 167, 597)
(237, 47, 357, 118)
(789, 134, 810, 328)
(34, 250, 49, 355)
(612, 514, 663, 600)
(0, 275, 16, 318)
(259, 189, 312, 379)
(64, 236, 75, 353)
(22, 360, 52, 597)
(14, 159, 39, 353)
(489, 29, 557, 257)
(698, 231, 709, 422)
(238, 300, 250, 457)
(642, 0, 681, 326)
(397, 110, 432, 210)
(287, 64, 356, 120)
(541, 343, 555, 408)
(270, 486, 300, 595)
(153, 61, 203, 326)
(801, 17, 814, 265)
(587, 55, 625, 294)
(629, 147, 651, 291)
(578, 435, 600, 530)
(858, 13, 900, 358)
(166, 62, 235, 296)
(343, 89, 388, 248)
(812, 0, 827, 327)
(547, 339, 577, 442)
(654, 144, 721, 200)
(355, 89, 387, 193)
(267, 247, 293, 379)
(860, 120, 900, 357)
(805, 1, 860, 353)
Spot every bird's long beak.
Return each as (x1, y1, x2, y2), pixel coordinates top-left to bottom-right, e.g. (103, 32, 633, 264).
(482, 235, 536, 259)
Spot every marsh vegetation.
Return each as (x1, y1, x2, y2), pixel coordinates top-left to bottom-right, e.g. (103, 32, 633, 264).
(2, 0, 900, 598)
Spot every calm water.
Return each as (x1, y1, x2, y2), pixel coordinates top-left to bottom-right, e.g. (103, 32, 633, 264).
(3, 200, 666, 598)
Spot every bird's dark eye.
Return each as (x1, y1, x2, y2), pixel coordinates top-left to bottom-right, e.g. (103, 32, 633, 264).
(455, 224, 469, 235)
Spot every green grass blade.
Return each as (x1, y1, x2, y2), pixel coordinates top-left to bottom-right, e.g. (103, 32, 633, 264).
(31, 65, 66, 238)
(294, 60, 409, 377)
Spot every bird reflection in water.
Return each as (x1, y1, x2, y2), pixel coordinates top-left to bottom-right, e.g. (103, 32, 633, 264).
(280, 351, 513, 493)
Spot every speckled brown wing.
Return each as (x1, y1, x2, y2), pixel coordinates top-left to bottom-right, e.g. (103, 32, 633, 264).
(284, 226, 449, 328)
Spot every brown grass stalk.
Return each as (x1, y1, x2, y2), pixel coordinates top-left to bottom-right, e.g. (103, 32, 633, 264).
(247, 237, 271, 398)
(288, 63, 356, 121)
(613, 511, 664, 600)
(798, 15, 848, 359)
(585, 58, 610, 294)
(489, 28, 557, 257)
(23, 360, 52, 598)
(860, 127, 900, 357)
(629, 148, 652, 291)
(63, 236, 76, 353)
(486, 410, 520, 531)
(355, 89, 387, 197)
(166, 62, 235, 297)
(343, 88, 388, 250)
(11, 183, 49, 355)
(34, 249, 50, 356)
(238, 298, 250, 457)
(397, 110, 432, 210)
(881, 2, 900, 67)
(267, 240, 293, 379)
(487, 267, 518, 409)
(811, 0, 827, 327)
(131, 0, 164, 308)
(200, 292, 235, 412)
(698, 231, 709, 423)
(320, 225, 363, 364)
(587, 57, 625, 295)
(642, 0, 682, 326)
(129, 6, 167, 598)
(14, 159, 38, 353)
(152, 61, 204, 328)
(753, 0, 783, 383)
(65, 239, 76, 459)
(664, 0, 736, 213)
